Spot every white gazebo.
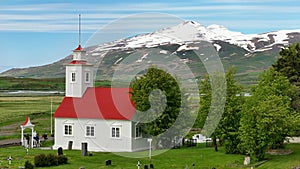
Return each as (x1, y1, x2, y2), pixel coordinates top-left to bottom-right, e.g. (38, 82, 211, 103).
(20, 117, 35, 148)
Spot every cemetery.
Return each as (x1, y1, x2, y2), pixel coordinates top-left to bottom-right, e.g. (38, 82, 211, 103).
(0, 141, 299, 168)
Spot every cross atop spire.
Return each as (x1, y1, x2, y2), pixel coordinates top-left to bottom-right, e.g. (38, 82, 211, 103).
(78, 14, 81, 47)
(74, 14, 82, 51)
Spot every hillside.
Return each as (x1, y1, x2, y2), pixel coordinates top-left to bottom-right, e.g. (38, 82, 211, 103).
(1, 21, 300, 85)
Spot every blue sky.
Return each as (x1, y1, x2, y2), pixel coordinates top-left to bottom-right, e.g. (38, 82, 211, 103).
(1, 0, 300, 73)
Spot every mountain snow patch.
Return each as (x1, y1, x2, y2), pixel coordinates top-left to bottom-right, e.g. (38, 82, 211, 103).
(177, 44, 200, 52)
(213, 44, 222, 51)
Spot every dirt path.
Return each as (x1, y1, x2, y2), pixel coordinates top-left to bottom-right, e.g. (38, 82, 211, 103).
(0, 138, 21, 148)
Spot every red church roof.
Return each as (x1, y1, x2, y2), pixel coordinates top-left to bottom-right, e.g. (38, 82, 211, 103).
(74, 45, 82, 51)
(68, 60, 87, 65)
(54, 87, 136, 120)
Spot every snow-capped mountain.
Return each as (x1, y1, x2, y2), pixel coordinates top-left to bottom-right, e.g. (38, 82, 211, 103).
(1, 20, 300, 81)
(93, 21, 300, 53)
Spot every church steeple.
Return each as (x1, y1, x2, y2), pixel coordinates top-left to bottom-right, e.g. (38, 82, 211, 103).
(72, 44, 86, 61)
(65, 15, 94, 98)
(72, 14, 86, 61)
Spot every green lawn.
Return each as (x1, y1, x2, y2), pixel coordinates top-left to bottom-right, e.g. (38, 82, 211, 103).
(0, 96, 63, 140)
(0, 91, 299, 168)
(0, 143, 299, 169)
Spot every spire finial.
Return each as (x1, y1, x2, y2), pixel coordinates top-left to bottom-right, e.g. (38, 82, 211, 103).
(78, 14, 81, 46)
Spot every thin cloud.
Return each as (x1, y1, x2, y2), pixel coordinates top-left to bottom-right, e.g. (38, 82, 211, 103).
(207, 0, 293, 3)
(0, 2, 299, 32)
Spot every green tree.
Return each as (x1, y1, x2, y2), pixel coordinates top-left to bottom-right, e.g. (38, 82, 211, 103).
(238, 68, 298, 161)
(272, 43, 300, 112)
(195, 74, 211, 129)
(217, 67, 244, 154)
(273, 43, 300, 85)
(196, 67, 242, 153)
(130, 67, 181, 136)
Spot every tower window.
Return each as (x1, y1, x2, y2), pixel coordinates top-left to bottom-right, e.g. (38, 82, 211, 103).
(71, 72, 76, 82)
(85, 72, 90, 83)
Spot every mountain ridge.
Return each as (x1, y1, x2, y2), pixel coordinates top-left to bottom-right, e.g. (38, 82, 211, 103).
(1, 20, 300, 84)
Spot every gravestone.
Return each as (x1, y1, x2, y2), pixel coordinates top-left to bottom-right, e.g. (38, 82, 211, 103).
(81, 143, 88, 156)
(144, 165, 148, 169)
(8, 156, 12, 165)
(105, 160, 111, 166)
(149, 164, 154, 168)
(137, 161, 141, 169)
(58, 147, 63, 156)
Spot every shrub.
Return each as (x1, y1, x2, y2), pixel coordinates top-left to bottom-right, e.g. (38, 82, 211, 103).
(47, 154, 58, 166)
(34, 154, 48, 167)
(57, 155, 68, 165)
(34, 154, 68, 167)
(25, 160, 34, 169)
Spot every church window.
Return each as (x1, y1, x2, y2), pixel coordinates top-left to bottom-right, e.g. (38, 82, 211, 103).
(64, 124, 73, 136)
(111, 127, 120, 138)
(86, 125, 95, 137)
(135, 126, 142, 138)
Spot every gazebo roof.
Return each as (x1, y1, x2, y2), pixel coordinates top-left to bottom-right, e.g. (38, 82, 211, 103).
(21, 117, 35, 128)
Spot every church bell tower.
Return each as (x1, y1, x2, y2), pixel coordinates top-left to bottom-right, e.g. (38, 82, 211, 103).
(65, 15, 94, 97)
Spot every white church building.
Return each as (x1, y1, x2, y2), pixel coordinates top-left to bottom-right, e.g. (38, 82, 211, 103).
(53, 44, 149, 152)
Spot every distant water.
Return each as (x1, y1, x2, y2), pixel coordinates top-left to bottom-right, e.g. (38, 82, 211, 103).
(0, 90, 64, 96)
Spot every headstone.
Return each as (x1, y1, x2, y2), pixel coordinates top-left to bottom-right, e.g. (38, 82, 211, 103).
(68, 141, 73, 150)
(244, 156, 250, 165)
(58, 147, 63, 156)
(8, 156, 12, 165)
(137, 161, 141, 169)
(149, 164, 154, 168)
(81, 143, 88, 156)
(144, 165, 148, 169)
(105, 160, 111, 166)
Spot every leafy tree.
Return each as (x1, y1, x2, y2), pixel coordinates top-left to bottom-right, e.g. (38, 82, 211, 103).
(217, 67, 244, 154)
(196, 67, 242, 153)
(272, 43, 300, 112)
(273, 43, 300, 85)
(130, 67, 181, 136)
(238, 68, 299, 161)
(195, 74, 211, 129)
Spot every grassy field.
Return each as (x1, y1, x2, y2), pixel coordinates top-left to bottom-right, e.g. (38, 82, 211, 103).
(0, 143, 299, 169)
(0, 77, 65, 91)
(0, 91, 299, 168)
(0, 96, 63, 140)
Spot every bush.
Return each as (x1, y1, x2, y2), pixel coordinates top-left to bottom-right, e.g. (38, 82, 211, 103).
(34, 154, 48, 167)
(34, 154, 68, 167)
(25, 160, 34, 169)
(47, 154, 58, 166)
(57, 155, 68, 165)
